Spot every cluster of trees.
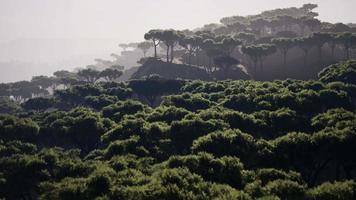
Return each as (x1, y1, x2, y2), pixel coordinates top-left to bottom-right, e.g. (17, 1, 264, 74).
(141, 28, 356, 80)
(0, 65, 124, 104)
(0, 59, 356, 199)
(107, 3, 351, 81)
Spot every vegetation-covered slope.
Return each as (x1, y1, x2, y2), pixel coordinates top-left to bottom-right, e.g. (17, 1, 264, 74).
(0, 60, 355, 199)
(1, 2, 356, 200)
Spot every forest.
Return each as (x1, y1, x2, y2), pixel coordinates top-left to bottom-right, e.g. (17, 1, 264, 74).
(1, 3, 356, 200)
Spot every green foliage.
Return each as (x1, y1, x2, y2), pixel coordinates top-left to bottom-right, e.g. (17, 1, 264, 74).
(167, 153, 244, 188)
(192, 129, 259, 165)
(319, 60, 356, 84)
(307, 180, 356, 200)
(102, 100, 146, 121)
(0, 115, 40, 142)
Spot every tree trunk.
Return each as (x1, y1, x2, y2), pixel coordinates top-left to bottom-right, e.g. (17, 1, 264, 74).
(166, 45, 170, 62)
(303, 50, 308, 66)
(153, 41, 157, 58)
(196, 50, 200, 66)
(318, 46, 323, 62)
(254, 61, 258, 80)
(330, 45, 335, 60)
(170, 46, 174, 63)
(188, 52, 191, 65)
(346, 47, 350, 60)
(283, 50, 287, 66)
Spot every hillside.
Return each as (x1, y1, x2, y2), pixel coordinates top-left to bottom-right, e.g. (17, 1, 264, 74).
(1, 2, 356, 200)
(131, 58, 250, 80)
(0, 60, 356, 199)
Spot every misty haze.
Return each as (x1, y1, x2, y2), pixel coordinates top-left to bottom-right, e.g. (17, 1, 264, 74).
(1, 1, 356, 200)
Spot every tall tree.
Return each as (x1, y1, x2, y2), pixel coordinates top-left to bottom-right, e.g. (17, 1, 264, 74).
(77, 68, 100, 83)
(272, 38, 296, 65)
(137, 41, 152, 57)
(311, 33, 329, 62)
(99, 68, 123, 81)
(337, 32, 356, 60)
(144, 29, 162, 58)
(157, 30, 182, 63)
(213, 55, 240, 79)
(296, 37, 314, 65)
(220, 36, 242, 55)
(179, 35, 201, 65)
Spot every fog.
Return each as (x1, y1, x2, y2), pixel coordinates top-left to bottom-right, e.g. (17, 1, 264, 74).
(1, 0, 356, 82)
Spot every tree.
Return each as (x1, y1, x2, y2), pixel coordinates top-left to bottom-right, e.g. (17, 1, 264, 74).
(53, 70, 77, 79)
(220, 36, 242, 55)
(144, 29, 163, 58)
(213, 55, 240, 78)
(311, 33, 329, 62)
(0, 115, 40, 142)
(235, 32, 256, 45)
(324, 33, 338, 60)
(201, 39, 223, 72)
(31, 76, 57, 90)
(99, 68, 123, 81)
(303, 18, 321, 33)
(77, 68, 100, 83)
(242, 44, 276, 79)
(156, 29, 182, 63)
(336, 32, 356, 60)
(302, 3, 318, 12)
(119, 43, 130, 51)
(272, 38, 295, 65)
(179, 35, 201, 65)
(137, 41, 151, 57)
(318, 60, 356, 84)
(192, 129, 258, 167)
(22, 97, 56, 111)
(296, 37, 314, 65)
(242, 45, 260, 78)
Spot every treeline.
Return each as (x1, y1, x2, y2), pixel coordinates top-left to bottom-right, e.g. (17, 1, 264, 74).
(118, 3, 356, 80)
(0, 65, 124, 105)
(0, 60, 355, 199)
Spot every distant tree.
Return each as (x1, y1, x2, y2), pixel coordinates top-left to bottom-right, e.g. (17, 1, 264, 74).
(234, 32, 256, 45)
(156, 29, 182, 63)
(22, 97, 56, 111)
(119, 43, 130, 51)
(277, 15, 299, 31)
(53, 70, 77, 79)
(276, 31, 298, 38)
(242, 44, 276, 79)
(272, 38, 296, 65)
(311, 33, 330, 62)
(77, 68, 101, 83)
(336, 32, 356, 60)
(0, 83, 10, 97)
(296, 37, 314, 65)
(99, 68, 123, 81)
(213, 55, 240, 78)
(250, 18, 269, 36)
(324, 33, 338, 59)
(144, 29, 163, 58)
(31, 76, 56, 90)
(0, 97, 21, 114)
(303, 18, 321, 33)
(179, 35, 201, 65)
(137, 41, 152, 57)
(220, 36, 242, 55)
(128, 76, 184, 105)
(302, 3, 318, 12)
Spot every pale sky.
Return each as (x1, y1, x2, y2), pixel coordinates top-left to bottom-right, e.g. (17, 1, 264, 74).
(1, 0, 356, 42)
(0, 0, 356, 82)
